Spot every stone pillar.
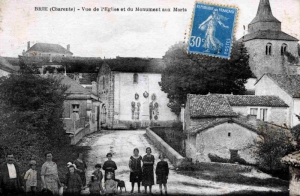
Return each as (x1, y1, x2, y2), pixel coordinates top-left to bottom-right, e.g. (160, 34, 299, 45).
(289, 166, 300, 196)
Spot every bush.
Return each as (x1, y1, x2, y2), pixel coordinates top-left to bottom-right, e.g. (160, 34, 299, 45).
(254, 125, 295, 172)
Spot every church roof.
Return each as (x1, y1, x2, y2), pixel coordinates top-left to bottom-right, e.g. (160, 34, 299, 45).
(26, 43, 73, 55)
(238, 30, 299, 42)
(257, 74, 300, 98)
(187, 94, 238, 118)
(103, 57, 166, 73)
(249, 0, 280, 25)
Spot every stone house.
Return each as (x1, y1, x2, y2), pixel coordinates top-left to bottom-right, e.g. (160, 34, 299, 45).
(59, 75, 101, 144)
(183, 94, 288, 163)
(255, 74, 300, 128)
(24, 42, 73, 58)
(0, 56, 19, 77)
(96, 57, 177, 129)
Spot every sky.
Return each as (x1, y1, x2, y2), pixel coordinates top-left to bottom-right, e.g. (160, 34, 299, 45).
(0, 0, 299, 58)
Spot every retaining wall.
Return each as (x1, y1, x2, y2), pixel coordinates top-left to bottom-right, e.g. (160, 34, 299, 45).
(70, 124, 96, 145)
(146, 128, 186, 167)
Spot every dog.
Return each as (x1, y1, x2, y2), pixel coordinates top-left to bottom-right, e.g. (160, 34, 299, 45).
(114, 179, 126, 193)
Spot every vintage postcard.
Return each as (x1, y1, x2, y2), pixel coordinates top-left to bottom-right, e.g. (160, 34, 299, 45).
(0, 0, 300, 196)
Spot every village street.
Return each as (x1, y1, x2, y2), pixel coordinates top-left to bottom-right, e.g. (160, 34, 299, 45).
(79, 130, 285, 195)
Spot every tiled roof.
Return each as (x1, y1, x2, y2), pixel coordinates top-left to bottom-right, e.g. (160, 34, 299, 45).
(187, 94, 237, 118)
(238, 30, 298, 42)
(0, 56, 19, 73)
(67, 73, 97, 85)
(225, 95, 288, 107)
(260, 74, 300, 98)
(26, 43, 73, 55)
(187, 118, 259, 135)
(103, 57, 166, 73)
(59, 75, 91, 95)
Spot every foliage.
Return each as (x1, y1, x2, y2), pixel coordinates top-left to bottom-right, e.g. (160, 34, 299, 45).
(160, 41, 252, 116)
(0, 64, 69, 164)
(284, 51, 299, 64)
(254, 125, 295, 172)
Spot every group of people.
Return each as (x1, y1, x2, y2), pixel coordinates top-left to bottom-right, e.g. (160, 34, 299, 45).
(0, 147, 170, 196)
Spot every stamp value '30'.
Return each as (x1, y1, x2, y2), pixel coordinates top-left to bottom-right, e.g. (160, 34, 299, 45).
(188, 2, 238, 59)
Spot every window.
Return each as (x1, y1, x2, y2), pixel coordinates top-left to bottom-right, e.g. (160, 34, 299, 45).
(250, 108, 258, 116)
(260, 108, 268, 121)
(133, 73, 138, 83)
(72, 104, 79, 113)
(103, 77, 105, 89)
(228, 132, 231, 137)
(266, 43, 272, 55)
(49, 54, 53, 62)
(281, 43, 287, 55)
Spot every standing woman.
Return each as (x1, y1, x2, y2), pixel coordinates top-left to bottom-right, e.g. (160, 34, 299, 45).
(129, 148, 142, 194)
(41, 152, 62, 195)
(142, 147, 155, 195)
(73, 152, 87, 186)
(103, 153, 117, 181)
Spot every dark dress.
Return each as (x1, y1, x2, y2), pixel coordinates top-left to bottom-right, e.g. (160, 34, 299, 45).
(129, 156, 142, 182)
(156, 161, 169, 184)
(73, 159, 87, 186)
(142, 155, 155, 186)
(103, 160, 117, 181)
(65, 172, 82, 196)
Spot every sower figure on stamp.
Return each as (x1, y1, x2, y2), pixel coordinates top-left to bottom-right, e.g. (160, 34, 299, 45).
(142, 147, 155, 195)
(129, 148, 142, 194)
(199, 8, 229, 54)
(0, 152, 24, 196)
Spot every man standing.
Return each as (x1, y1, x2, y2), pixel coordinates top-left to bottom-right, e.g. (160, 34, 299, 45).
(0, 152, 24, 195)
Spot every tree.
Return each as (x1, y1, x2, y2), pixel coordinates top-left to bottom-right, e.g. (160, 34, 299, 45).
(254, 125, 295, 172)
(160, 41, 253, 116)
(0, 64, 69, 161)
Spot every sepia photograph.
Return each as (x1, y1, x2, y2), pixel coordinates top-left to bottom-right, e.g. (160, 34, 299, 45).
(0, 0, 300, 195)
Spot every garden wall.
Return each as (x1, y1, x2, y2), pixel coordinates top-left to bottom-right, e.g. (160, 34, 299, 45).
(146, 128, 186, 167)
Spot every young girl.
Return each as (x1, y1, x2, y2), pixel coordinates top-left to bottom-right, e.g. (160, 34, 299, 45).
(65, 164, 83, 196)
(24, 160, 37, 195)
(103, 153, 117, 181)
(155, 154, 169, 195)
(87, 175, 104, 196)
(104, 173, 117, 196)
(92, 164, 105, 194)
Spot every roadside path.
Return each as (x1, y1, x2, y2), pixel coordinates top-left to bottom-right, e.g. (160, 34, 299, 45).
(79, 130, 284, 195)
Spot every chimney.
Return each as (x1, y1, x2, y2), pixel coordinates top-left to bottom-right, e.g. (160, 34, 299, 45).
(67, 44, 70, 51)
(27, 41, 30, 50)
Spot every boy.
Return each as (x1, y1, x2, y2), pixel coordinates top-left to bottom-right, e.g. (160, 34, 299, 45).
(24, 160, 37, 195)
(104, 173, 117, 196)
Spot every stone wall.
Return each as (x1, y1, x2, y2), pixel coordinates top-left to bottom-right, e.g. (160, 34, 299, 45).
(244, 39, 298, 78)
(185, 122, 258, 164)
(146, 128, 186, 167)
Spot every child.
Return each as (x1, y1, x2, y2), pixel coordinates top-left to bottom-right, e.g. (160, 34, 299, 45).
(65, 164, 83, 196)
(92, 164, 105, 194)
(24, 160, 37, 195)
(155, 154, 169, 195)
(103, 153, 117, 181)
(87, 175, 105, 196)
(104, 173, 117, 196)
